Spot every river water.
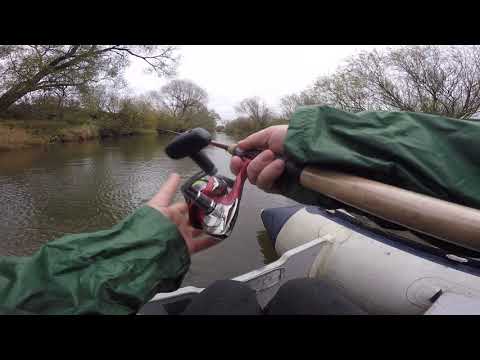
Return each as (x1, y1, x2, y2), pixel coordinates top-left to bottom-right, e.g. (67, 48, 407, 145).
(0, 133, 296, 287)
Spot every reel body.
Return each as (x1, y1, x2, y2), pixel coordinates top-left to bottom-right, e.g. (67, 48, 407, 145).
(181, 160, 250, 240)
(165, 127, 253, 240)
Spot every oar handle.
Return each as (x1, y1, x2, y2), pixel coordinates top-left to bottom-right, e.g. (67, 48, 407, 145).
(299, 166, 480, 251)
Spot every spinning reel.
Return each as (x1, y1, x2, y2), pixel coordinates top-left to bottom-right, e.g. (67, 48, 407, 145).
(165, 128, 253, 240)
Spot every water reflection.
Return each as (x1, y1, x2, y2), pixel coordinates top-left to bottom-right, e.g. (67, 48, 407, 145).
(256, 229, 280, 265)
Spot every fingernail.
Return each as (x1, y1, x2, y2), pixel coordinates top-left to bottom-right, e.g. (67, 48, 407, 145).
(274, 159, 285, 169)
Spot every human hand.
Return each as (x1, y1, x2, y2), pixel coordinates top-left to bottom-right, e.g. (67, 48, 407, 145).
(230, 125, 288, 192)
(147, 173, 218, 254)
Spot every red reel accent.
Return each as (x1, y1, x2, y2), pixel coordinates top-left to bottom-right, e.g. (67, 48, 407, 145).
(187, 160, 251, 229)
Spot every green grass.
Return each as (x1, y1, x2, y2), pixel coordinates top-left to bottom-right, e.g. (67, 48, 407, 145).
(132, 128, 158, 135)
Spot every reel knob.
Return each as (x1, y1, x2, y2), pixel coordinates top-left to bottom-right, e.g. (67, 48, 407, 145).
(165, 128, 217, 175)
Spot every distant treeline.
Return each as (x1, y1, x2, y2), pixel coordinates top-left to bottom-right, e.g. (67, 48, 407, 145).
(2, 45, 480, 150)
(0, 46, 218, 147)
(2, 79, 219, 136)
(224, 97, 288, 139)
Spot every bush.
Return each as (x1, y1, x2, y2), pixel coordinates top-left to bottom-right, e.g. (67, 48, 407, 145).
(225, 116, 289, 140)
(62, 110, 92, 125)
(93, 99, 162, 136)
(1, 88, 220, 142)
(157, 113, 178, 131)
(225, 117, 259, 139)
(268, 117, 289, 126)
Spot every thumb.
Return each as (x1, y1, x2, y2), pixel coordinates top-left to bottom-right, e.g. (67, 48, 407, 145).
(149, 173, 181, 208)
(238, 127, 272, 150)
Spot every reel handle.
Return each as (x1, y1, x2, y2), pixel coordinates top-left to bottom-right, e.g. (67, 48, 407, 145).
(191, 151, 217, 176)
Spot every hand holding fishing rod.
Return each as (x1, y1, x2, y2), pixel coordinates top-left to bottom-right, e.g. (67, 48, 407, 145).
(226, 125, 480, 251)
(166, 125, 480, 251)
(164, 126, 291, 241)
(228, 125, 289, 192)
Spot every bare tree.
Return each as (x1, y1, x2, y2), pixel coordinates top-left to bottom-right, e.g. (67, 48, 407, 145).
(235, 97, 273, 128)
(158, 79, 208, 119)
(279, 89, 321, 119)
(308, 46, 480, 119)
(148, 79, 217, 131)
(0, 45, 178, 114)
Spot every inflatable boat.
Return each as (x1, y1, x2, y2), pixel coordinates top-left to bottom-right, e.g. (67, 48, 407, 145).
(259, 205, 480, 314)
(138, 202, 480, 315)
(138, 107, 480, 315)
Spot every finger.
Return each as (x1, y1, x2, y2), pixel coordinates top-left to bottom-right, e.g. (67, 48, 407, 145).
(169, 208, 189, 227)
(230, 156, 244, 175)
(177, 223, 219, 254)
(149, 173, 181, 207)
(238, 127, 273, 150)
(167, 203, 189, 225)
(187, 234, 218, 254)
(256, 159, 285, 192)
(190, 228, 204, 237)
(170, 202, 188, 215)
(247, 149, 275, 185)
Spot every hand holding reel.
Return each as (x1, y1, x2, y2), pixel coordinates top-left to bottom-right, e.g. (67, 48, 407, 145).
(165, 128, 250, 240)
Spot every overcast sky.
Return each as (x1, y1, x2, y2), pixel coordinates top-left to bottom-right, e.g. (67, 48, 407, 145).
(124, 45, 396, 120)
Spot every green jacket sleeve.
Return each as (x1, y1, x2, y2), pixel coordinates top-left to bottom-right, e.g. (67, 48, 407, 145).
(0, 206, 190, 315)
(278, 105, 480, 210)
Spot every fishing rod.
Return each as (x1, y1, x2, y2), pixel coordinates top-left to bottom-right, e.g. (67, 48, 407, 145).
(164, 127, 480, 251)
(160, 128, 261, 159)
(163, 127, 283, 239)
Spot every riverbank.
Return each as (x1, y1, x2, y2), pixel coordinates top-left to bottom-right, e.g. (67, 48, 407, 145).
(0, 120, 157, 151)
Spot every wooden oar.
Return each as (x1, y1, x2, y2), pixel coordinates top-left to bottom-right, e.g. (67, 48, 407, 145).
(300, 167, 480, 252)
(209, 138, 480, 251)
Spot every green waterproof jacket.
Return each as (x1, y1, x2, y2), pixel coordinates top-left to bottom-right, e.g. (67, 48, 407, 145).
(0, 206, 190, 314)
(2, 105, 479, 314)
(280, 106, 480, 210)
